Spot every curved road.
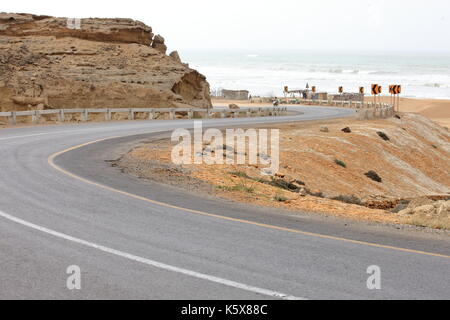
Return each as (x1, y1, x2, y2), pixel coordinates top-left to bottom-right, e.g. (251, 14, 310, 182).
(0, 106, 449, 300)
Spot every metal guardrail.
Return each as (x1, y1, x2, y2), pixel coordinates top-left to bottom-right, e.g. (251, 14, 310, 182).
(296, 99, 395, 120)
(0, 100, 394, 125)
(0, 107, 289, 125)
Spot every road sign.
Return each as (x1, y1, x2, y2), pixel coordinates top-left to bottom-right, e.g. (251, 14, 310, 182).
(338, 86, 343, 94)
(371, 84, 381, 95)
(389, 85, 402, 94)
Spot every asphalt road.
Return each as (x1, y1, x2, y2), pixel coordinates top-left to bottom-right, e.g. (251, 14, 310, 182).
(0, 106, 449, 300)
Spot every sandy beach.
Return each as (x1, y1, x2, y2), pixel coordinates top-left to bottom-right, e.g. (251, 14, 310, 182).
(213, 97, 450, 128)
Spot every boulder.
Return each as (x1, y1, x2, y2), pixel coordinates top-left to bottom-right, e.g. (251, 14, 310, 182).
(437, 201, 450, 215)
(407, 197, 434, 209)
(229, 103, 240, 109)
(151, 34, 167, 54)
(365, 170, 382, 183)
(399, 208, 413, 215)
(377, 131, 390, 141)
(341, 127, 352, 133)
(299, 187, 308, 197)
(169, 51, 181, 63)
(413, 205, 436, 216)
(320, 126, 329, 133)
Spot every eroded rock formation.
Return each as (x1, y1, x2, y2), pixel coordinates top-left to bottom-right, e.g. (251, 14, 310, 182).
(0, 13, 212, 111)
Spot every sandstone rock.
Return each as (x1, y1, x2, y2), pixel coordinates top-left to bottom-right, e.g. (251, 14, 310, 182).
(0, 13, 212, 111)
(407, 197, 434, 209)
(0, 13, 153, 45)
(365, 170, 382, 183)
(152, 34, 167, 54)
(341, 127, 352, 133)
(413, 205, 436, 216)
(399, 208, 413, 215)
(299, 187, 308, 197)
(229, 103, 240, 109)
(320, 126, 329, 133)
(437, 201, 450, 215)
(377, 131, 390, 141)
(169, 51, 181, 63)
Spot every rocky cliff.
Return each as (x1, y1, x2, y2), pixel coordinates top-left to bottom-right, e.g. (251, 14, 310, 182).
(0, 13, 212, 111)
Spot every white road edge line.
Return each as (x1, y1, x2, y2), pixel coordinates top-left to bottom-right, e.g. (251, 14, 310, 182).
(0, 209, 306, 300)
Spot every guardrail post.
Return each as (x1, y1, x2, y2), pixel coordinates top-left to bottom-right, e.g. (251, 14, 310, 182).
(81, 109, 88, 122)
(9, 112, 16, 125)
(188, 109, 193, 119)
(105, 109, 112, 121)
(149, 109, 155, 120)
(220, 110, 226, 118)
(128, 109, 134, 120)
(32, 111, 39, 124)
(58, 109, 65, 122)
(246, 109, 251, 117)
(169, 109, 175, 120)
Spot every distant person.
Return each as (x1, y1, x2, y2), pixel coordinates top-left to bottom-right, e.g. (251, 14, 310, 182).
(273, 98, 279, 107)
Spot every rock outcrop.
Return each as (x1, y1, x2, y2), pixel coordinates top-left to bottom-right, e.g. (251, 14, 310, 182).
(0, 13, 212, 111)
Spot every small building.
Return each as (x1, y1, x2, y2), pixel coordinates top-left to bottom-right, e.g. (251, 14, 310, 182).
(221, 89, 250, 100)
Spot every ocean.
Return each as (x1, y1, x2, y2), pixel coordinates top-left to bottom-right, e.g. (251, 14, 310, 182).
(182, 51, 450, 100)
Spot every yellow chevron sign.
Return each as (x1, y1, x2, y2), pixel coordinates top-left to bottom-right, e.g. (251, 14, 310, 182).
(391, 85, 401, 95)
(371, 84, 382, 95)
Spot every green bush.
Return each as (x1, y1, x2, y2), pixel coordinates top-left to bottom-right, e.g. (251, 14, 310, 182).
(334, 159, 347, 168)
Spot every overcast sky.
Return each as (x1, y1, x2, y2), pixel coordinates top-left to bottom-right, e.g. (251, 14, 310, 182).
(3, 0, 450, 53)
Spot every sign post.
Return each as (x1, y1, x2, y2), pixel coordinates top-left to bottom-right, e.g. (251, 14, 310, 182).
(394, 85, 401, 112)
(371, 84, 381, 104)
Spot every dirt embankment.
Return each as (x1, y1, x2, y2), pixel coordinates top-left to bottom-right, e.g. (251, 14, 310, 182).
(116, 113, 450, 230)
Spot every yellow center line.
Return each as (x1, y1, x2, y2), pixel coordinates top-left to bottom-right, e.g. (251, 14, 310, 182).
(48, 137, 450, 260)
